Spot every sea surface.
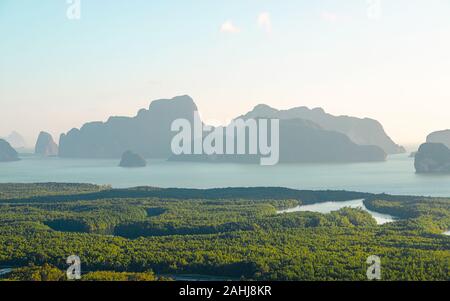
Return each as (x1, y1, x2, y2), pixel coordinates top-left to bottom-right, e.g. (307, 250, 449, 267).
(1, 154, 450, 197)
(277, 199, 396, 225)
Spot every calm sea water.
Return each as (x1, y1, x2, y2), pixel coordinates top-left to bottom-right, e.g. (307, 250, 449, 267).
(277, 199, 396, 225)
(1, 154, 450, 197)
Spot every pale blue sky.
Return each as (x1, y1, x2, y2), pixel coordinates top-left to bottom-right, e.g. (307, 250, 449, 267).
(1, 0, 450, 147)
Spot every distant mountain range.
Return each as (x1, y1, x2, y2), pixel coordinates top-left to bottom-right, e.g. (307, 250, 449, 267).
(239, 104, 405, 155)
(59, 95, 403, 163)
(170, 117, 386, 164)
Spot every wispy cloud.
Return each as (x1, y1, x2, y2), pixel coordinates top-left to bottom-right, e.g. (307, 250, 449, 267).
(258, 12, 272, 33)
(220, 20, 240, 33)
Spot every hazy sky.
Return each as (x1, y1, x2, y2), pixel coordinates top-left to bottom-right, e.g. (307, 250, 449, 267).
(1, 0, 450, 147)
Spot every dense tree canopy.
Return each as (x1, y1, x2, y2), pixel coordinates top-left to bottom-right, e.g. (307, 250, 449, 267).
(0, 184, 449, 281)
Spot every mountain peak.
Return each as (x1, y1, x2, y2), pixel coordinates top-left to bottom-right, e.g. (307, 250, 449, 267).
(149, 95, 197, 111)
(253, 104, 278, 112)
(4, 131, 26, 148)
(239, 104, 279, 119)
(427, 129, 450, 149)
(60, 95, 200, 158)
(35, 131, 59, 156)
(311, 107, 325, 114)
(239, 103, 404, 155)
(0, 139, 20, 162)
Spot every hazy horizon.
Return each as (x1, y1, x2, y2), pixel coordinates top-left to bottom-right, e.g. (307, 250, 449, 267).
(2, 0, 450, 146)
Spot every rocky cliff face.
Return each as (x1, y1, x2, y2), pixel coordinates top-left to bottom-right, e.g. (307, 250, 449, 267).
(58, 95, 389, 163)
(277, 119, 387, 163)
(427, 130, 450, 149)
(171, 118, 387, 164)
(240, 104, 405, 154)
(0, 139, 20, 162)
(59, 95, 198, 158)
(414, 143, 450, 173)
(119, 151, 147, 168)
(35, 132, 59, 156)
